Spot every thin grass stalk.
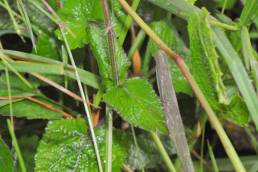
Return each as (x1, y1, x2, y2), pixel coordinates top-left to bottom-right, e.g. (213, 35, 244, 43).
(16, 0, 37, 51)
(5, 68, 26, 172)
(118, 0, 141, 45)
(7, 120, 27, 172)
(150, 132, 176, 172)
(60, 29, 103, 172)
(118, 0, 245, 171)
(3, 0, 21, 35)
(208, 141, 219, 172)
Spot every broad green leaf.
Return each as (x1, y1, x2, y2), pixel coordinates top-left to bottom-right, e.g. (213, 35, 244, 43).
(143, 21, 192, 95)
(103, 78, 168, 134)
(212, 27, 258, 130)
(240, 0, 258, 26)
(88, 22, 130, 86)
(188, 10, 227, 109)
(33, 33, 59, 60)
(0, 137, 13, 172)
(54, 0, 100, 49)
(35, 118, 128, 171)
(0, 96, 63, 119)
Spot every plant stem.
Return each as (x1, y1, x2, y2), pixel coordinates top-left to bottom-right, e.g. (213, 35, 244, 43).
(128, 30, 146, 59)
(60, 29, 103, 172)
(7, 120, 26, 172)
(150, 132, 176, 172)
(105, 106, 113, 172)
(118, 0, 141, 45)
(101, 0, 119, 85)
(118, 0, 246, 171)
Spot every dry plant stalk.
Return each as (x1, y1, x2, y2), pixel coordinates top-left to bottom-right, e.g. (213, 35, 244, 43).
(155, 51, 194, 172)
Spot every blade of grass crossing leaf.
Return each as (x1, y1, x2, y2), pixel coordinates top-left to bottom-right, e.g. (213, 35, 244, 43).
(118, 1, 246, 171)
(60, 29, 103, 172)
(5, 67, 13, 122)
(0, 52, 32, 88)
(7, 119, 26, 172)
(213, 27, 258, 130)
(208, 142, 219, 172)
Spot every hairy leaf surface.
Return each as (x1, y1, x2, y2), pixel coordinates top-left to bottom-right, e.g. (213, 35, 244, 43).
(88, 22, 130, 86)
(188, 10, 227, 109)
(103, 78, 168, 134)
(35, 118, 128, 172)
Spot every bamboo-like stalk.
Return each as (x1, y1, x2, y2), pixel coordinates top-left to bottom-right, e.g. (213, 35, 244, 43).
(155, 51, 194, 172)
(118, 0, 246, 171)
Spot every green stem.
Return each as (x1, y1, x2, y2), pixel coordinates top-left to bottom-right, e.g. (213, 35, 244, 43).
(128, 30, 146, 59)
(209, 19, 238, 31)
(118, 0, 245, 171)
(150, 132, 176, 172)
(118, 0, 141, 45)
(7, 120, 26, 172)
(105, 106, 113, 172)
(60, 29, 103, 172)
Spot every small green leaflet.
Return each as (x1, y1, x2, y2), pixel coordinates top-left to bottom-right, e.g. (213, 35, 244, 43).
(35, 118, 128, 172)
(188, 9, 227, 110)
(0, 137, 13, 172)
(103, 78, 168, 134)
(143, 21, 192, 95)
(88, 22, 130, 86)
(55, 0, 101, 49)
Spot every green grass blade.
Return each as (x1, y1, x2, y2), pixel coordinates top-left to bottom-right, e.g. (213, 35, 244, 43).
(212, 27, 258, 130)
(240, 0, 258, 26)
(7, 119, 27, 172)
(208, 142, 219, 172)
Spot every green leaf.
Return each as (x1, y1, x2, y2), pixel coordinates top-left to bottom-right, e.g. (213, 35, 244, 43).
(143, 21, 192, 95)
(54, 0, 100, 49)
(15, 135, 39, 172)
(0, 96, 63, 119)
(212, 27, 258, 130)
(103, 78, 168, 134)
(88, 22, 130, 86)
(240, 0, 258, 26)
(224, 95, 250, 127)
(188, 10, 227, 109)
(0, 137, 13, 172)
(35, 118, 128, 172)
(33, 33, 59, 60)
